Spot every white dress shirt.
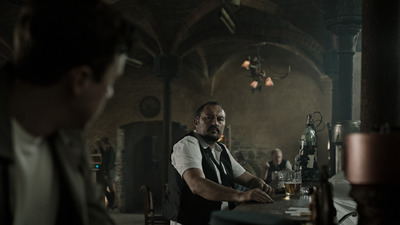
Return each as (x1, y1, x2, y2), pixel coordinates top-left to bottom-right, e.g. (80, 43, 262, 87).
(170, 131, 245, 225)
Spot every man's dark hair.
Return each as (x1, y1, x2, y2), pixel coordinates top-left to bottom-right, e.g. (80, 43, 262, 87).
(195, 101, 223, 118)
(11, 0, 137, 85)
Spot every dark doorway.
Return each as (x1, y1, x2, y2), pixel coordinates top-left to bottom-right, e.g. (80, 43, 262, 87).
(120, 121, 187, 212)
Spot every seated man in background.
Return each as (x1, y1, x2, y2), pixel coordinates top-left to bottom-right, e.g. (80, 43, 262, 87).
(0, 0, 136, 224)
(260, 148, 292, 184)
(163, 101, 274, 225)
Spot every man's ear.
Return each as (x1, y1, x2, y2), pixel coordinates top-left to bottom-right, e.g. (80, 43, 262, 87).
(68, 65, 93, 96)
(193, 117, 199, 126)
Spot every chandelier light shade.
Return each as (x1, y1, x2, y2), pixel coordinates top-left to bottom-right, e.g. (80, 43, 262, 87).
(241, 59, 251, 69)
(265, 77, 274, 86)
(249, 80, 259, 89)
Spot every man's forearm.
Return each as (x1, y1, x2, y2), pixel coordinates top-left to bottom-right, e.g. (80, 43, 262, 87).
(191, 177, 242, 202)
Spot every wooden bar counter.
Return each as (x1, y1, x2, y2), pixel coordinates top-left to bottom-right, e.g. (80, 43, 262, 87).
(234, 194, 311, 221)
(235, 193, 312, 222)
(211, 193, 313, 225)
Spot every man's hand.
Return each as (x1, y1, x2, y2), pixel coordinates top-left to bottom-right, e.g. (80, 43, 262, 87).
(260, 183, 274, 196)
(248, 178, 273, 194)
(236, 171, 274, 196)
(238, 188, 274, 203)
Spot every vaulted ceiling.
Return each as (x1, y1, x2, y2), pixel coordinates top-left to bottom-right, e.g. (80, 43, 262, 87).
(0, 0, 336, 80)
(112, 0, 333, 79)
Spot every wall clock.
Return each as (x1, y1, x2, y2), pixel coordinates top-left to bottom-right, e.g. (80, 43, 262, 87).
(139, 96, 161, 118)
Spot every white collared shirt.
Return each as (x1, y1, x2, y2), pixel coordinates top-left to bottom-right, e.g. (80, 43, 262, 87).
(171, 131, 245, 182)
(11, 118, 59, 225)
(170, 131, 245, 225)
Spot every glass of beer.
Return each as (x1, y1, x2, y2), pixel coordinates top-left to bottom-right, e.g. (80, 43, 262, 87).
(284, 171, 302, 196)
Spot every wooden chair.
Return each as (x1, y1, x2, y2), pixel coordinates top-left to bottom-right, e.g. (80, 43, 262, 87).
(140, 185, 170, 225)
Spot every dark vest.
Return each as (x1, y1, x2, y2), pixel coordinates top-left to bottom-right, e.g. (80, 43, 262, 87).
(266, 159, 288, 184)
(162, 132, 235, 225)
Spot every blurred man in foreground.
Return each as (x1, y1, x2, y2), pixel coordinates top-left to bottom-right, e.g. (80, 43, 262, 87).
(0, 0, 136, 224)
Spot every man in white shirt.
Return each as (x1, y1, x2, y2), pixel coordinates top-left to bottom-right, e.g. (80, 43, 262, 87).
(163, 101, 274, 225)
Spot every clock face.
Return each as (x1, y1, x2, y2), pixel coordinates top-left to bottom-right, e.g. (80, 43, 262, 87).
(139, 96, 161, 118)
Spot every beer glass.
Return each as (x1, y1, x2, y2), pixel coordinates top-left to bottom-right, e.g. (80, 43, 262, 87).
(284, 170, 302, 196)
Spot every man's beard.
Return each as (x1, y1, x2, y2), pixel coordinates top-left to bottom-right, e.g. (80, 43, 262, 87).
(203, 134, 221, 142)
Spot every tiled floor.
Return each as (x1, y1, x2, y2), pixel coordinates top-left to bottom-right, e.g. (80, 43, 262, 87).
(110, 213, 144, 225)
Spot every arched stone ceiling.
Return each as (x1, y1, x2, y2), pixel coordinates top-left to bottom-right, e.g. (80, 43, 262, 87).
(111, 0, 332, 81)
(0, 0, 333, 81)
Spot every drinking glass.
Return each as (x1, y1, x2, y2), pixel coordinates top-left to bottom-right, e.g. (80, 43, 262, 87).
(284, 170, 302, 196)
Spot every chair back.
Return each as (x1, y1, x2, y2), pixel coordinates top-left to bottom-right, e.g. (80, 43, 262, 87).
(140, 185, 169, 225)
(140, 185, 153, 217)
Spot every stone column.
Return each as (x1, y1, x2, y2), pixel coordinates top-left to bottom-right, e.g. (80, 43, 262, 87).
(153, 55, 181, 198)
(360, 0, 400, 131)
(324, 0, 362, 122)
(324, 0, 362, 177)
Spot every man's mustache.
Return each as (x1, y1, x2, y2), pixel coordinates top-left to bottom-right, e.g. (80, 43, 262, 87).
(208, 126, 220, 133)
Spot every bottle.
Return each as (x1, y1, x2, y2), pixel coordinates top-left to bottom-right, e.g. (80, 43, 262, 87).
(301, 114, 317, 150)
(299, 114, 320, 182)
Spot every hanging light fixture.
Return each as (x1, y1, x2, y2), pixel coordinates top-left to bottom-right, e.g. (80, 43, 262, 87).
(241, 46, 290, 93)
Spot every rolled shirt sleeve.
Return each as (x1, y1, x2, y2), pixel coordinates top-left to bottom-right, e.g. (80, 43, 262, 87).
(171, 136, 203, 176)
